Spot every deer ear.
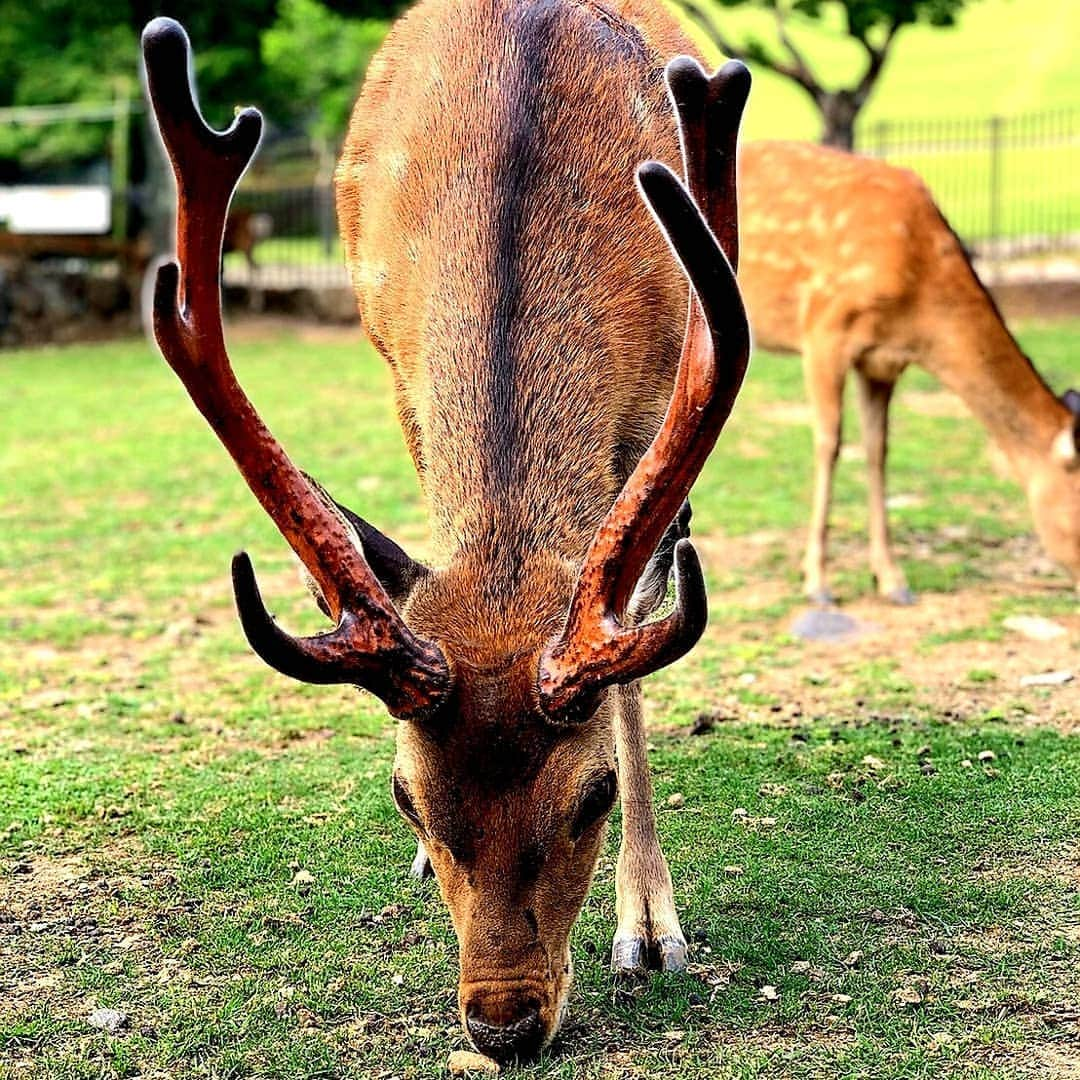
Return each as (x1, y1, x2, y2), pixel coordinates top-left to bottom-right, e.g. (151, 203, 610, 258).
(292, 482, 430, 614)
(1062, 390, 1080, 462)
(1051, 422, 1079, 467)
(625, 501, 692, 625)
(334, 500, 431, 603)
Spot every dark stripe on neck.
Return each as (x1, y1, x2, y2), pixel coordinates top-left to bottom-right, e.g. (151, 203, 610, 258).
(484, 2, 561, 494)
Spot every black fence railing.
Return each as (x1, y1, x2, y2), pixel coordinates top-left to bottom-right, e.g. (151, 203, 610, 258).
(857, 109, 1080, 259)
(225, 184, 347, 289)
(213, 108, 1080, 291)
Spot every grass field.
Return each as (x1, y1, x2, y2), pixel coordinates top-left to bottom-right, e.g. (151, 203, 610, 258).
(673, 0, 1080, 139)
(669, 0, 1080, 246)
(2, 322, 1079, 1079)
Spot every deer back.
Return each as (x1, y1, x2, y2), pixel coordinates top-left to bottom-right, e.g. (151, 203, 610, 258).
(336, 0, 695, 565)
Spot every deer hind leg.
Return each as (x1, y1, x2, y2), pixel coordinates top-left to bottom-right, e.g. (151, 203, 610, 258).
(610, 681, 686, 976)
(855, 370, 914, 604)
(802, 347, 846, 605)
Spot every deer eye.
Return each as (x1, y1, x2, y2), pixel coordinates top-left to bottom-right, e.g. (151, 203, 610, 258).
(571, 770, 617, 840)
(392, 773, 424, 831)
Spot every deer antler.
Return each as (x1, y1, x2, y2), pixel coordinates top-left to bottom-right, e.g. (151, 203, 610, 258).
(141, 18, 450, 720)
(538, 58, 751, 723)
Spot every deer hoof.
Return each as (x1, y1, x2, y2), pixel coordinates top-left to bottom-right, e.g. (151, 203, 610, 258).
(611, 936, 649, 976)
(655, 934, 688, 972)
(611, 932, 688, 976)
(805, 588, 835, 608)
(886, 586, 917, 606)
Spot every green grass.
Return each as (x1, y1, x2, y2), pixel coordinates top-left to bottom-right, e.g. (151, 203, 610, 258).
(671, 0, 1080, 243)
(1, 323, 1078, 1078)
(674, 0, 1080, 139)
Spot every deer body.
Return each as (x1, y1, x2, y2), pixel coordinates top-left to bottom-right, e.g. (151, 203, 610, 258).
(143, 2, 750, 1063)
(738, 140, 1080, 600)
(337, 0, 690, 564)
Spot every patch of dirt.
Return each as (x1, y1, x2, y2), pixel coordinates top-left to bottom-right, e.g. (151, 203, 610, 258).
(758, 401, 813, 426)
(227, 315, 364, 346)
(689, 527, 1079, 734)
(0, 843, 164, 1018)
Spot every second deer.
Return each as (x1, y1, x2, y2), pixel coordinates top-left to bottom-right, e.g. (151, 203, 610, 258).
(739, 140, 1080, 603)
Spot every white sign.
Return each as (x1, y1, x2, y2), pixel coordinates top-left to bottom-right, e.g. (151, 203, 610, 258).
(0, 185, 111, 235)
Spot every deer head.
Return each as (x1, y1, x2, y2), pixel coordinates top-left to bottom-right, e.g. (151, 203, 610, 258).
(142, 17, 749, 1061)
(1027, 388, 1080, 583)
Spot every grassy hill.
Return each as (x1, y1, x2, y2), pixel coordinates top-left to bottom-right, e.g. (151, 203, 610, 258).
(668, 0, 1080, 246)
(670, 0, 1080, 141)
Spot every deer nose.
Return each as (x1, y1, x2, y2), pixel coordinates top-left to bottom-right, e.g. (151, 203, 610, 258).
(465, 1002, 544, 1062)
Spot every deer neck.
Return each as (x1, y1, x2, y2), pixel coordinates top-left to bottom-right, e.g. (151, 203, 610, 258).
(922, 270, 1069, 472)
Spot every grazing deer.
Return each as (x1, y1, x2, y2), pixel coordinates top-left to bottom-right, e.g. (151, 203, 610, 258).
(142, 1, 750, 1063)
(738, 140, 1080, 604)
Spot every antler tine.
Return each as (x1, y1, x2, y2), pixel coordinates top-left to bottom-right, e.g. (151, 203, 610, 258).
(142, 19, 451, 720)
(538, 58, 750, 723)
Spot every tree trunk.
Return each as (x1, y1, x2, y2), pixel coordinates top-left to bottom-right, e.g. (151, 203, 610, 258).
(819, 91, 860, 151)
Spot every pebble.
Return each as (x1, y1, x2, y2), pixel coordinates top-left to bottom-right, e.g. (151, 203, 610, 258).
(1019, 670, 1074, 687)
(447, 1050, 499, 1075)
(88, 1007, 127, 1033)
(1002, 615, 1066, 641)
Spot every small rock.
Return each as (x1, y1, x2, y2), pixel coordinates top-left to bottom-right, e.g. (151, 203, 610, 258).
(843, 950, 863, 967)
(790, 960, 811, 974)
(738, 672, 757, 685)
(290, 869, 315, 891)
(862, 755, 886, 772)
(831, 993, 852, 1004)
(760, 984, 779, 1002)
(690, 713, 715, 736)
(960, 759, 973, 769)
(731, 807, 749, 820)
(977, 750, 996, 762)
(724, 865, 744, 877)
(758, 782, 788, 797)
(791, 608, 878, 644)
(1019, 670, 1074, 687)
(1002, 615, 1066, 641)
(448, 1050, 499, 1075)
(88, 1007, 127, 1033)
(666, 792, 686, 809)
(391, 973, 404, 986)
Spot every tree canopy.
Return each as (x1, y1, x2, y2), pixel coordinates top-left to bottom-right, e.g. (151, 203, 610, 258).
(675, 0, 977, 148)
(0, 0, 406, 173)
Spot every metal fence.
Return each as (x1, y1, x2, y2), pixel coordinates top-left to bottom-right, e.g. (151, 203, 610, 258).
(858, 109, 1080, 260)
(223, 107, 1080, 292)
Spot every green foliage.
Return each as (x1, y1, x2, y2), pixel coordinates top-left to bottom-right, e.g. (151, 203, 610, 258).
(0, 0, 405, 173)
(0, 3, 139, 170)
(716, 0, 972, 36)
(261, 0, 389, 144)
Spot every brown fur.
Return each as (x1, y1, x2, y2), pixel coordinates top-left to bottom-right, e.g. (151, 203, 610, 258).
(334, 0, 707, 1058)
(738, 140, 1080, 598)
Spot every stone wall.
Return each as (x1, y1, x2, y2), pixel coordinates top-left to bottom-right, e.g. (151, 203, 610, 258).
(0, 259, 137, 348)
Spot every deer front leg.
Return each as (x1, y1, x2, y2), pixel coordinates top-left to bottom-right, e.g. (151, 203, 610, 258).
(802, 349, 846, 605)
(610, 682, 687, 975)
(855, 371, 914, 604)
